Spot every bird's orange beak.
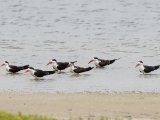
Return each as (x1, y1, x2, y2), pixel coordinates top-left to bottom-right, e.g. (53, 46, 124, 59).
(47, 60, 53, 65)
(135, 64, 140, 68)
(88, 60, 94, 64)
(0, 64, 5, 67)
(24, 69, 30, 73)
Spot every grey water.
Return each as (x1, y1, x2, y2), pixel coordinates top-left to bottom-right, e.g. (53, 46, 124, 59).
(0, 0, 160, 93)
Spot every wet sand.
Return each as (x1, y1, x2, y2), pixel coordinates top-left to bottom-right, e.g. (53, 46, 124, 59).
(0, 92, 160, 120)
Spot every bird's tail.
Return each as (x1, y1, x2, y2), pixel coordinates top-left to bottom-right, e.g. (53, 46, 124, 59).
(152, 65, 160, 71)
(156, 65, 160, 69)
(85, 67, 94, 72)
(20, 65, 30, 70)
(110, 58, 120, 64)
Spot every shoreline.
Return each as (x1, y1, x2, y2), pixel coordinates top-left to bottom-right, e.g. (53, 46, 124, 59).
(1, 89, 160, 94)
(0, 91, 160, 120)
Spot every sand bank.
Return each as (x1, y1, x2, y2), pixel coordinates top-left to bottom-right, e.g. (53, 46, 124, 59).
(0, 92, 159, 120)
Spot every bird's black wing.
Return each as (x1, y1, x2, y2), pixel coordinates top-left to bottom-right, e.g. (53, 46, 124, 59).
(18, 65, 30, 70)
(99, 60, 110, 67)
(9, 65, 19, 69)
(144, 65, 160, 73)
(9, 65, 29, 73)
(34, 70, 45, 77)
(98, 58, 106, 62)
(99, 59, 119, 67)
(74, 67, 93, 73)
(57, 62, 69, 70)
(9, 65, 21, 73)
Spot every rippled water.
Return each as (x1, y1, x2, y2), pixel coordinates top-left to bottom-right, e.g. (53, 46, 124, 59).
(0, 0, 160, 92)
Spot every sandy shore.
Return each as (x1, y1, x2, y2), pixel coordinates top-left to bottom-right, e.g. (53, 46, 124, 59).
(0, 92, 160, 120)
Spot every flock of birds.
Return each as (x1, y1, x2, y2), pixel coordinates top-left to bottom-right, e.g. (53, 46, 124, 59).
(0, 57, 160, 78)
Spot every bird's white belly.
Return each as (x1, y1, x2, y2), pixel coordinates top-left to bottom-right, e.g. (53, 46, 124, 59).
(70, 68, 74, 73)
(31, 72, 35, 77)
(140, 70, 144, 73)
(6, 66, 11, 73)
(30, 71, 38, 77)
(69, 65, 77, 73)
(52, 65, 57, 70)
(139, 66, 145, 74)
(94, 61, 100, 67)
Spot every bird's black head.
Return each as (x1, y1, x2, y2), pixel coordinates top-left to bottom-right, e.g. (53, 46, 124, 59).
(139, 61, 143, 63)
(94, 57, 98, 59)
(5, 61, 9, 64)
(52, 59, 57, 62)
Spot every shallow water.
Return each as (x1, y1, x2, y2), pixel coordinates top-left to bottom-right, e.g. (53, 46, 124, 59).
(0, 0, 160, 93)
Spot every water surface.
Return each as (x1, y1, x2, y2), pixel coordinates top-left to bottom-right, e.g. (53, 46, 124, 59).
(0, 0, 160, 92)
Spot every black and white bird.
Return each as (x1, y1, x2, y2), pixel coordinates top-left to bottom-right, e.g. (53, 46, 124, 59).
(88, 57, 120, 67)
(69, 62, 94, 74)
(0, 61, 29, 73)
(47, 59, 75, 72)
(135, 61, 160, 74)
(25, 67, 56, 78)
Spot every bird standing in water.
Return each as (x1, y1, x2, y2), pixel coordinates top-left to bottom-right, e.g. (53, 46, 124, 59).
(135, 61, 160, 74)
(0, 61, 29, 73)
(25, 67, 56, 78)
(47, 59, 70, 71)
(88, 57, 120, 68)
(69, 62, 94, 75)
